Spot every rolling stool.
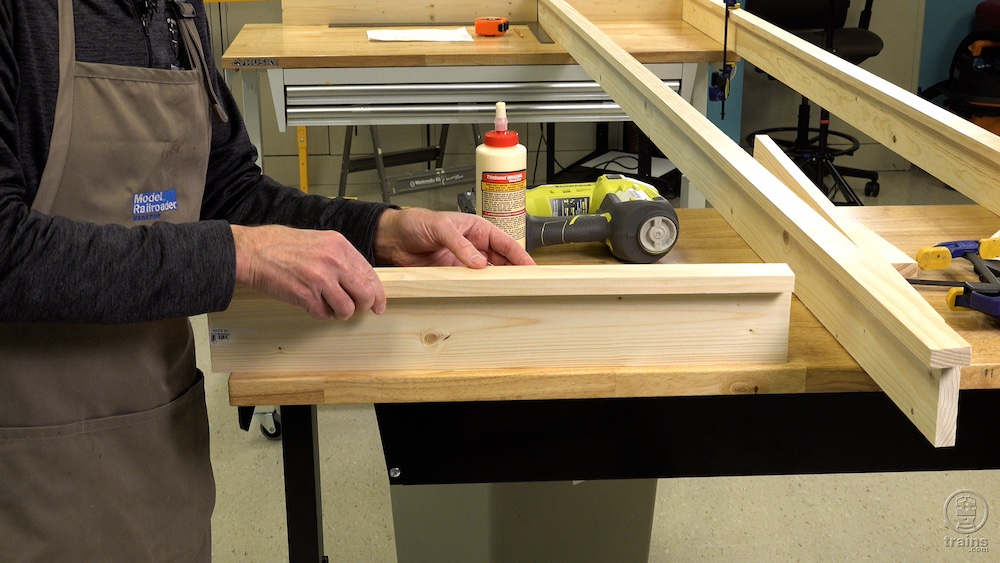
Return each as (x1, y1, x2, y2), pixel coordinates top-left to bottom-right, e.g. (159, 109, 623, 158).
(743, 0, 884, 205)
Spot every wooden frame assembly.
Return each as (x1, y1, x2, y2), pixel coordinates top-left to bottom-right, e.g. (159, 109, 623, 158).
(537, 0, 972, 447)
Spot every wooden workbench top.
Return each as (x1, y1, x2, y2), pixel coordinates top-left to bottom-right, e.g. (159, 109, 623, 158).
(221, 21, 728, 69)
(226, 205, 1000, 406)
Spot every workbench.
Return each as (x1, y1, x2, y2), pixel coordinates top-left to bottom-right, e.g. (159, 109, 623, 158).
(220, 20, 725, 191)
(225, 205, 1000, 562)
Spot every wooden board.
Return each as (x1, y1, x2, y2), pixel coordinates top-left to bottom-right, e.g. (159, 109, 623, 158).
(538, 0, 969, 446)
(280, 0, 682, 26)
(683, 0, 1000, 218)
(210, 264, 794, 375)
(227, 363, 807, 406)
(752, 135, 917, 278)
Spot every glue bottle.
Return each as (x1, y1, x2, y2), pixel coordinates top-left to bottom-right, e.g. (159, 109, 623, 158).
(476, 102, 527, 248)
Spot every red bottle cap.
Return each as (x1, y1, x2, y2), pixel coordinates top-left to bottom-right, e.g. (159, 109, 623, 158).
(485, 130, 519, 147)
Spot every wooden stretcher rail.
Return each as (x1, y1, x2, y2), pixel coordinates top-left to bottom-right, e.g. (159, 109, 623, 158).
(538, 0, 969, 447)
(683, 0, 1000, 216)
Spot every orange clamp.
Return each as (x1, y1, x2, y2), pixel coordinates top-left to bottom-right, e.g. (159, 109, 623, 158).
(475, 17, 509, 37)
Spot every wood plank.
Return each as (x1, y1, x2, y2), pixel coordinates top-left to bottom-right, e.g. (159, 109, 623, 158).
(375, 263, 794, 298)
(227, 363, 807, 406)
(752, 135, 917, 277)
(842, 224, 918, 279)
(209, 264, 794, 374)
(683, 0, 1000, 217)
(538, 0, 969, 446)
(280, 0, 682, 26)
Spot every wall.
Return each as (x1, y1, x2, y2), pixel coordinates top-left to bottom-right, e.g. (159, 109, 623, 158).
(919, 0, 981, 91)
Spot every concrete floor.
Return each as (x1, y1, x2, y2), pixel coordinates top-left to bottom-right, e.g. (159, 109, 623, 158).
(201, 167, 999, 562)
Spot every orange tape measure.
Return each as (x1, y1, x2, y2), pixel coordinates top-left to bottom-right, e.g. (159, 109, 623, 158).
(475, 17, 509, 37)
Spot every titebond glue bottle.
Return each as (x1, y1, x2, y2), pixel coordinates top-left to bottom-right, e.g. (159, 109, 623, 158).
(476, 102, 527, 248)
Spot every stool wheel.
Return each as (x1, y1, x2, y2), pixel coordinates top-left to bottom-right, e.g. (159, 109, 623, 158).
(261, 418, 282, 440)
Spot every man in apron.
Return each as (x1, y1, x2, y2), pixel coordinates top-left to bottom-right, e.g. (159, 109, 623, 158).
(0, 1, 533, 560)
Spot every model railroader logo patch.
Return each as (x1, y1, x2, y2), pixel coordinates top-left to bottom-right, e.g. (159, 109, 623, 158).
(230, 58, 278, 67)
(133, 190, 179, 222)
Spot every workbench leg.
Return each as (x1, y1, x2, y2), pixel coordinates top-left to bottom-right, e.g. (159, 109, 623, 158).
(281, 405, 327, 563)
(545, 123, 556, 183)
(434, 124, 450, 169)
(369, 125, 393, 203)
(339, 127, 353, 198)
(241, 69, 263, 171)
(638, 131, 652, 179)
(297, 126, 309, 193)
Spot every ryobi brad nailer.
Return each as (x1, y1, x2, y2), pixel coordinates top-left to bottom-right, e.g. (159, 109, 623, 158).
(525, 174, 679, 263)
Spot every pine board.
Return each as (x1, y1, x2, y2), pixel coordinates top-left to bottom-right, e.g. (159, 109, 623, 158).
(210, 264, 794, 374)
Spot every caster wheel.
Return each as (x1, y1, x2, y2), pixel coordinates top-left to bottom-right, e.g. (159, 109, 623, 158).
(260, 418, 282, 440)
(864, 181, 880, 197)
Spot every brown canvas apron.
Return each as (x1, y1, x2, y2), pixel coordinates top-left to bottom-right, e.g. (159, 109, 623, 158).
(0, 1, 221, 560)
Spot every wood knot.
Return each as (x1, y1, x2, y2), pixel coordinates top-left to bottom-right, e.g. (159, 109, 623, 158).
(421, 330, 450, 347)
(729, 381, 758, 394)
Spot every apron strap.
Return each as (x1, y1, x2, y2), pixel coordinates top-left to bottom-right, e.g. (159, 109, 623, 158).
(34, 0, 82, 213)
(171, 0, 228, 123)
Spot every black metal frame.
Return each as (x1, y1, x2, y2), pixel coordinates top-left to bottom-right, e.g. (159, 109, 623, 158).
(281, 406, 328, 563)
(266, 390, 1000, 561)
(375, 391, 1000, 485)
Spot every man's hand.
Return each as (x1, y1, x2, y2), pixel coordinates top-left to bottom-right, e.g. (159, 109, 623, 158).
(373, 208, 536, 268)
(231, 208, 533, 321)
(231, 224, 386, 321)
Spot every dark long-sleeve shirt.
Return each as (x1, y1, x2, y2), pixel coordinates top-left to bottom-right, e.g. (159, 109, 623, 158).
(0, 0, 391, 323)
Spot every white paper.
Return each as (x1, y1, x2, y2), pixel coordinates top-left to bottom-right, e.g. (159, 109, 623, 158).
(366, 28, 474, 42)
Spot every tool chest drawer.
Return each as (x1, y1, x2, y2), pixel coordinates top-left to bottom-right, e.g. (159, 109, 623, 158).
(270, 64, 685, 128)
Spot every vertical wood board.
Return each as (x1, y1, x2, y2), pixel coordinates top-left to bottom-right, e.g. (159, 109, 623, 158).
(209, 265, 794, 373)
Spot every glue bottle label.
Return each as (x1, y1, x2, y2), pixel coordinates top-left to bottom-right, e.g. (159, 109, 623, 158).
(481, 170, 526, 242)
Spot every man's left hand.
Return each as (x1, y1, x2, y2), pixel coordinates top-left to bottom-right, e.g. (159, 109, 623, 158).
(374, 208, 536, 268)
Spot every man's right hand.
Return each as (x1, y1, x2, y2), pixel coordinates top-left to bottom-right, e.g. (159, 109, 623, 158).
(230, 224, 386, 321)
